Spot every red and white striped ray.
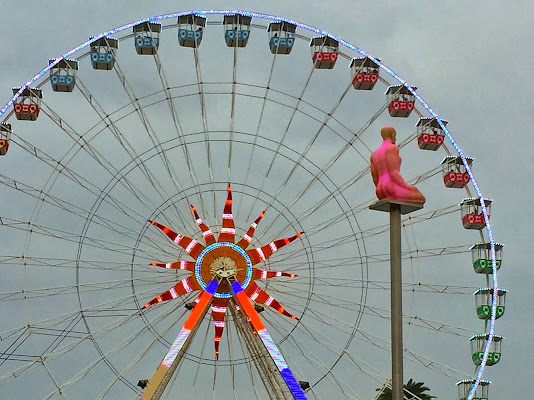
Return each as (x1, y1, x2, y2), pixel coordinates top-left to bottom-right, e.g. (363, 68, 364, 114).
(246, 232, 303, 265)
(142, 276, 201, 309)
(236, 211, 265, 249)
(218, 184, 235, 243)
(150, 260, 195, 271)
(149, 220, 204, 259)
(145, 186, 303, 359)
(191, 205, 215, 245)
(252, 268, 296, 279)
(210, 297, 229, 359)
(244, 281, 299, 320)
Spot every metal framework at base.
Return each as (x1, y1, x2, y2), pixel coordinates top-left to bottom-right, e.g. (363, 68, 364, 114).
(140, 282, 219, 399)
(229, 303, 295, 400)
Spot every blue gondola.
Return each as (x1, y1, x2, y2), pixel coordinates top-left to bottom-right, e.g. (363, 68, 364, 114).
(133, 22, 161, 55)
(267, 22, 296, 55)
(49, 59, 78, 92)
(90, 36, 118, 70)
(178, 14, 206, 48)
(223, 14, 252, 47)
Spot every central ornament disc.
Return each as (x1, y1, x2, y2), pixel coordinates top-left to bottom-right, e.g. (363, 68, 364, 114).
(195, 242, 253, 298)
(210, 256, 237, 277)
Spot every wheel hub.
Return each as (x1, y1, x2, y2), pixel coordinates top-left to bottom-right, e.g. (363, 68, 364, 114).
(195, 242, 253, 298)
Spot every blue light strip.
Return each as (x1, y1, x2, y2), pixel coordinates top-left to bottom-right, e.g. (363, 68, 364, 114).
(205, 279, 219, 295)
(0, 11, 497, 398)
(230, 280, 243, 294)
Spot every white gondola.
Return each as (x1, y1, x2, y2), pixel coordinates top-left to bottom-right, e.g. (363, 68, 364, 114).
(441, 156, 473, 188)
(469, 334, 503, 366)
(12, 87, 42, 121)
(49, 59, 78, 92)
(350, 57, 380, 90)
(459, 197, 492, 230)
(267, 21, 296, 54)
(133, 22, 161, 55)
(0, 123, 11, 156)
(456, 379, 490, 400)
(309, 36, 339, 69)
(223, 14, 251, 47)
(416, 117, 447, 150)
(385, 84, 416, 117)
(90, 36, 118, 70)
(473, 288, 507, 320)
(178, 14, 206, 48)
(470, 242, 503, 274)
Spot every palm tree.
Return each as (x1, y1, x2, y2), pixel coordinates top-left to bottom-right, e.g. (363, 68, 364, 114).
(375, 379, 437, 400)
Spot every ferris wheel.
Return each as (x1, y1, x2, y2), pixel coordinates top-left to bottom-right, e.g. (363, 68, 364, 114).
(0, 10, 506, 400)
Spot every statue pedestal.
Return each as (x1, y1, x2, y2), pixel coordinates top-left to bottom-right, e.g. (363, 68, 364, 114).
(369, 199, 423, 400)
(369, 199, 423, 215)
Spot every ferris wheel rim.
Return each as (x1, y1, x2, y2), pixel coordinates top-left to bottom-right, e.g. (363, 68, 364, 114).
(0, 10, 502, 400)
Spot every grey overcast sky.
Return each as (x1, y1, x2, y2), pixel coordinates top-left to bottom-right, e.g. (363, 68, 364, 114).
(1, 1, 532, 399)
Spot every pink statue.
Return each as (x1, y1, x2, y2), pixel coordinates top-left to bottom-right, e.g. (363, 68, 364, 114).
(370, 126, 426, 205)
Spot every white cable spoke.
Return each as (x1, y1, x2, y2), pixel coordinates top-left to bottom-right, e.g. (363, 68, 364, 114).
(112, 60, 195, 232)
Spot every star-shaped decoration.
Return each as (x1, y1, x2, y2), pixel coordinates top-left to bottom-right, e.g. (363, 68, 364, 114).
(144, 184, 302, 359)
